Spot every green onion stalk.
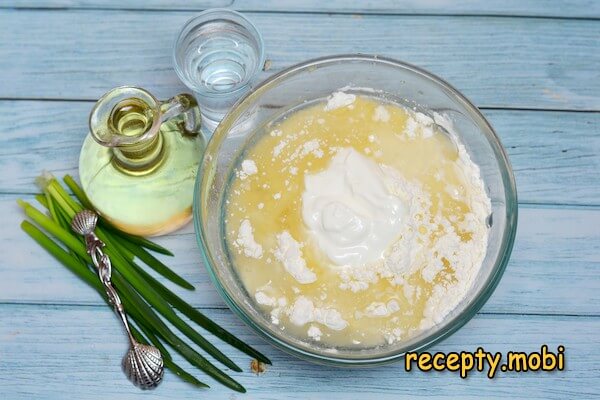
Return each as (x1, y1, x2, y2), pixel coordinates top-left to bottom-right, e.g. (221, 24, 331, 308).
(20, 173, 271, 392)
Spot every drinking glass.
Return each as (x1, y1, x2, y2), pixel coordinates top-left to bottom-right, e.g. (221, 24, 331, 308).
(173, 9, 265, 134)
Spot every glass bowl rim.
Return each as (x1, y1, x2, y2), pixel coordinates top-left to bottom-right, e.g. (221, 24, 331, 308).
(194, 53, 518, 366)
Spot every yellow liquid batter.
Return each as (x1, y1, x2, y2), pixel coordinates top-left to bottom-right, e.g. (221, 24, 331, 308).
(225, 95, 489, 348)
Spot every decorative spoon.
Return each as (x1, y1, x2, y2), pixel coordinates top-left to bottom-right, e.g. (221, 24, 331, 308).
(71, 209, 164, 390)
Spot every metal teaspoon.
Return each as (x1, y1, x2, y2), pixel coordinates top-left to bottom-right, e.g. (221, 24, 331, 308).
(71, 209, 164, 390)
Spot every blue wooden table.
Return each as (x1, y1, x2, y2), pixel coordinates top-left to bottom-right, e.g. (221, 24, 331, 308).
(1, 1, 599, 398)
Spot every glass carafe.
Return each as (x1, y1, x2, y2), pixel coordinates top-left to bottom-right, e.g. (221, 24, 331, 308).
(79, 86, 205, 236)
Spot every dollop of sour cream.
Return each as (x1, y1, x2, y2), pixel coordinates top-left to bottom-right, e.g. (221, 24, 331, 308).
(302, 147, 407, 266)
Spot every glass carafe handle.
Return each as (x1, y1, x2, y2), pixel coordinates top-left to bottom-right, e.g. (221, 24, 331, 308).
(159, 93, 202, 137)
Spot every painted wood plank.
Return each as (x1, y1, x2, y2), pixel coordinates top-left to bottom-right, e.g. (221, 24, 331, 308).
(2, 191, 598, 315)
(0, 10, 598, 110)
(0, 304, 598, 399)
(3, 0, 600, 19)
(1, 101, 598, 205)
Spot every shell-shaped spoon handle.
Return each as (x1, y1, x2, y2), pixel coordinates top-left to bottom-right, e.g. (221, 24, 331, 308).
(70, 209, 98, 235)
(71, 209, 164, 390)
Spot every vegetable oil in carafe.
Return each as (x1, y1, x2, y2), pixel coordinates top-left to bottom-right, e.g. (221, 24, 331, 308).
(79, 86, 205, 236)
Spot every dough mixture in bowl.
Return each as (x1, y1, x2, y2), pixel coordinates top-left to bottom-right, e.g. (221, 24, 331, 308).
(224, 91, 491, 348)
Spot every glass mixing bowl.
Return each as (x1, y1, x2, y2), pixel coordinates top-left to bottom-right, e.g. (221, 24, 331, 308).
(194, 54, 518, 365)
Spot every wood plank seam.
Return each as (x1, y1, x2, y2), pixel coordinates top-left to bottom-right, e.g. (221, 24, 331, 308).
(1, 5, 599, 21)
(2, 98, 600, 113)
(0, 302, 597, 319)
